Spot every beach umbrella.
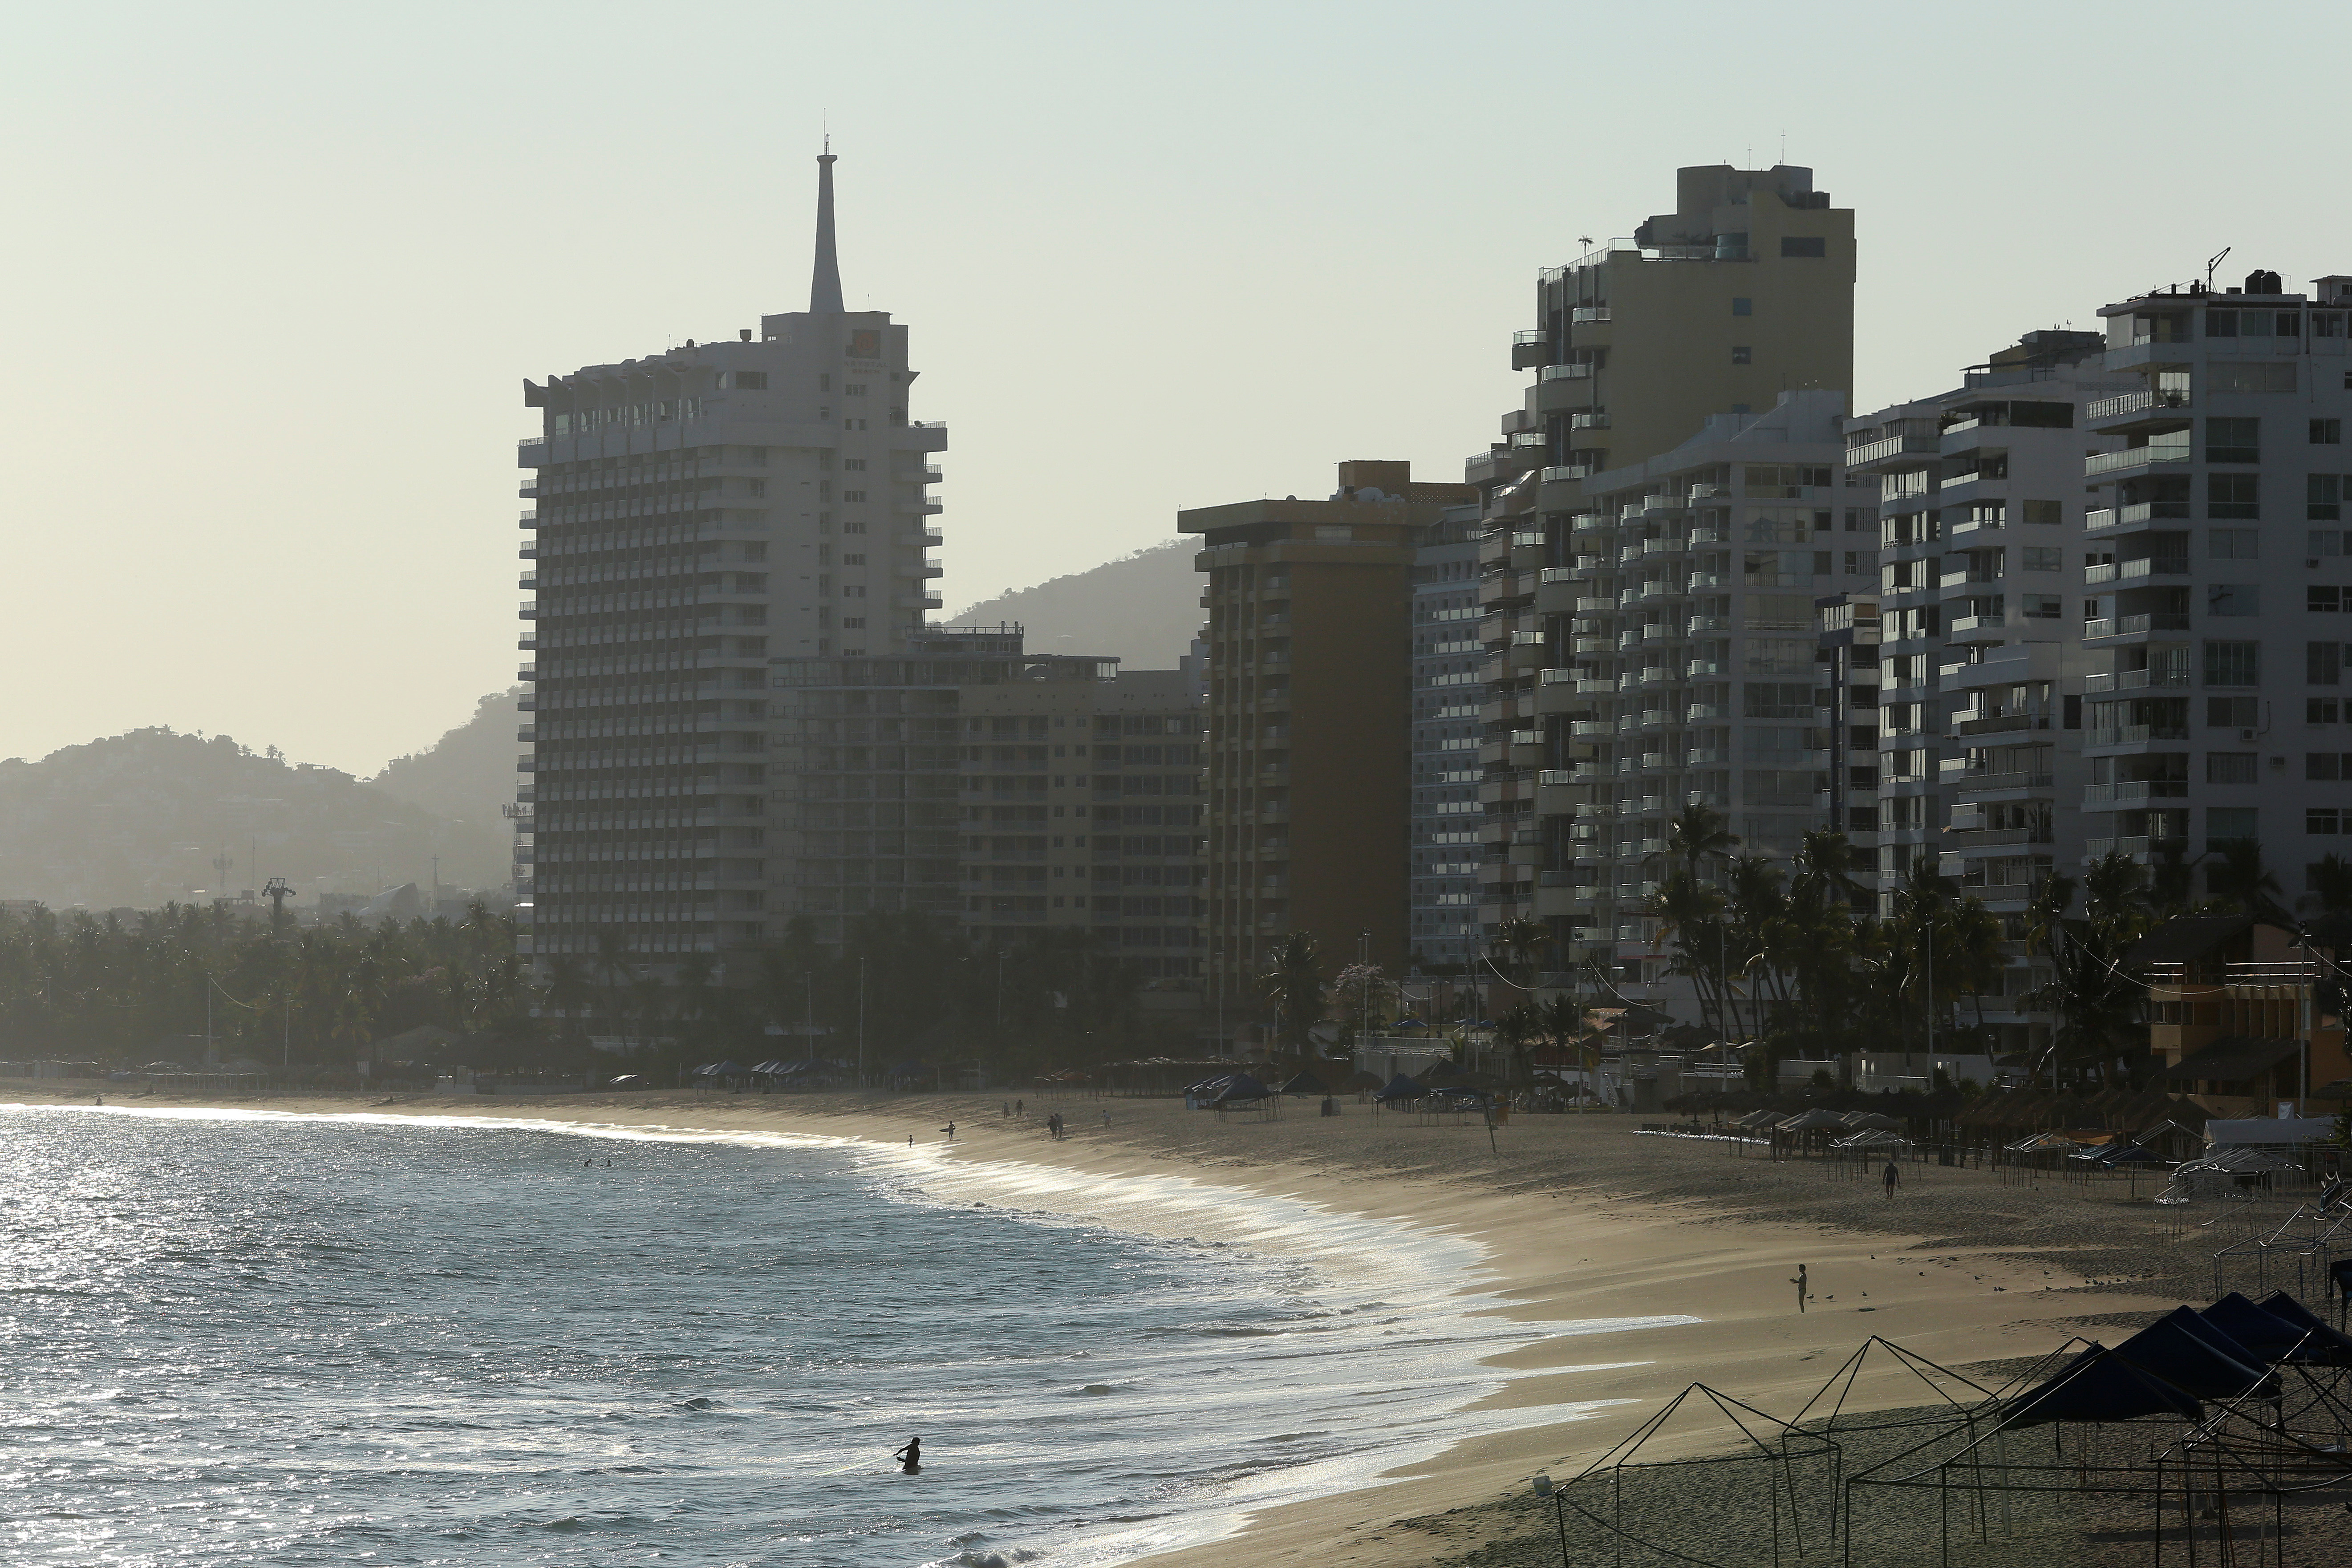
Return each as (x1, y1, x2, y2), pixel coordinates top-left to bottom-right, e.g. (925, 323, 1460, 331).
(1373, 1072, 1425, 1103)
(1779, 1108, 1849, 1132)
(1345, 1070, 1385, 1091)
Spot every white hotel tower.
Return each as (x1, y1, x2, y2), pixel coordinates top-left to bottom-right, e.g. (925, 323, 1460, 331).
(513, 150, 948, 968)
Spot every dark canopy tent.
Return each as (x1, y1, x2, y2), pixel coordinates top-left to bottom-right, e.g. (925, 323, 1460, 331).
(2200, 1292, 2344, 1366)
(1206, 1073, 1271, 1106)
(2259, 1291, 2352, 1361)
(1999, 1344, 2203, 1428)
(2112, 1310, 2276, 1400)
(1345, 1069, 1385, 1091)
(1373, 1073, 1425, 1103)
(1279, 1070, 1330, 1096)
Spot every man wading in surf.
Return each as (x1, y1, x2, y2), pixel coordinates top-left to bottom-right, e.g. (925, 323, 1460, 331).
(893, 1437, 921, 1474)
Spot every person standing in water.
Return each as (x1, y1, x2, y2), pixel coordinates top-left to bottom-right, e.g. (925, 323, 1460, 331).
(893, 1436, 921, 1473)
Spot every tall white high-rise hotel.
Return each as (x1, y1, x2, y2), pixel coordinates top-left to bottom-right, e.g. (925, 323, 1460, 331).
(514, 152, 946, 964)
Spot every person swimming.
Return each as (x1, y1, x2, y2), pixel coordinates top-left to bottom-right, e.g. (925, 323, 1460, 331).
(892, 1436, 921, 1474)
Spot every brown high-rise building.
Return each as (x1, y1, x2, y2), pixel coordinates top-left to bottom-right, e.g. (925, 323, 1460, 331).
(1183, 461, 1474, 1039)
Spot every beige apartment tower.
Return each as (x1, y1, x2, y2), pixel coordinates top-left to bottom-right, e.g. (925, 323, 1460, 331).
(1473, 166, 1857, 988)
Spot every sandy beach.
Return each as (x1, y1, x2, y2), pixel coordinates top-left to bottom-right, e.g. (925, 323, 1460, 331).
(4, 1085, 2213, 1565)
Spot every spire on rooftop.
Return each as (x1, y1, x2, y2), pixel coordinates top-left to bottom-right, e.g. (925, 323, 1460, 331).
(809, 140, 844, 314)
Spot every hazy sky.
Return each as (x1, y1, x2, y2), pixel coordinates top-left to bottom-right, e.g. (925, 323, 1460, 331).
(6, 1, 2349, 777)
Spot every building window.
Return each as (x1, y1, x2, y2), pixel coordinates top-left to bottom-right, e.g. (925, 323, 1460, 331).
(2207, 752, 2259, 783)
(1731, 346, 1752, 365)
(2021, 499, 2063, 525)
(2208, 474, 2260, 519)
(2206, 417, 2260, 464)
(2207, 806, 2259, 847)
(2022, 594, 2063, 618)
(2307, 753, 2350, 780)
(2312, 698, 2343, 724)
(2205, 640, 2262, 687)
(2022, 547, 2063, 571)
(1732, 297, 1753, 316)
(841, 616, 865, 629)
(1780, 236, 1826, 258)
(2207, 583, 2258, 616)
(2310, 587, 2343, 613)
(843, 490, 866, 502)
(2310, 477, 2343, 522)
(2310, 808, 2343, 834)
(2209, 696, 2259, 727)
(2312, 641, 2346, 685)
(2209, 528, 2260, 559)
(2314, 419, 2343, 445)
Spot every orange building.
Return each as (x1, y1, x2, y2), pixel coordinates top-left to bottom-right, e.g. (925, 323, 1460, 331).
(2132, 915, 2350, 1117)
(1183, 461, 1475, 1040)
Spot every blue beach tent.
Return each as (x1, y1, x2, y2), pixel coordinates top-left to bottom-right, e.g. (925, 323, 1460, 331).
(1373, 1073, 1425, 1104)
(2112, 1310, 2275, 1400)
(1207, 1073, 1272, 1106)
(1999, 1344, 2203, 1429)
(2259, 1291, 2352, 1361)
(2199, 1292, 2322, 1365)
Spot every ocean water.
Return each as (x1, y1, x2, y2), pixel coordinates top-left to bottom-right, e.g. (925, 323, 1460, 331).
(0, 1106, 1685, 1566)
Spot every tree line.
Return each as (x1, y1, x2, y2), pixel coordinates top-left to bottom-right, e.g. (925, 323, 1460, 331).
(0, 903, 1193, 1082)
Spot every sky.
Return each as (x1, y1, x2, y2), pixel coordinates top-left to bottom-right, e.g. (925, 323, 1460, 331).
(5, 0, 2349, 777)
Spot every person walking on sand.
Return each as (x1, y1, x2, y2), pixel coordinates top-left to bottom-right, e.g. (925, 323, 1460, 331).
(1882, 1159, 1902, 1199)
(1790, 1264, 1809, 1313)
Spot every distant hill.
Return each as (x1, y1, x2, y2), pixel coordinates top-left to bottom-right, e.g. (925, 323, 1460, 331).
(0, 729, 507, 911)
(949, 540, 1201, 668)
(369, 687, 524, 826)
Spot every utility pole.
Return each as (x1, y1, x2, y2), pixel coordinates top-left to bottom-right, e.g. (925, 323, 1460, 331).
(805, 974, 815, 1062)
(857, 957, 867, 1088)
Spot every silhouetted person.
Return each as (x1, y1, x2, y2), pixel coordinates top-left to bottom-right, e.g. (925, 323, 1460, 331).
(1791, 1264, 1809, 1313)
(893, 1436, 921, 1474)
(1882, 1160, 1901, 1199)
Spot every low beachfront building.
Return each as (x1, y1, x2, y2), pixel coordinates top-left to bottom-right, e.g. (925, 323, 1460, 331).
(2128, 914, 2349, 1118)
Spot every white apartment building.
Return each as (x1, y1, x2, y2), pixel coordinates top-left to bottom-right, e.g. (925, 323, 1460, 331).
(1551, 392, 1878, 996)
(1409, 504, 1484, 975)
(1838, 331, 2132, 1056)
(515, 150, 948, 966)
(2083, 270, 2352, 893)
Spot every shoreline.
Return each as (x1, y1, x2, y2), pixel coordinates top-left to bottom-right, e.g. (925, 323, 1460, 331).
(6, 1086, 2194, 1566)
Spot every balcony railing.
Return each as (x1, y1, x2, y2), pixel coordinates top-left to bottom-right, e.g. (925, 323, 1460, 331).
(2084, 444, 2190, 478)
(2087, 725, 2190, 746)
(2086, 388, 2191, 421)
(2082, 668, 2188, 693)
(2083, 781, 2190, 805)
(1949, 770, 2055, 793)
(2084, 612, 2192, 639)
(1539, 362, 1594, 381)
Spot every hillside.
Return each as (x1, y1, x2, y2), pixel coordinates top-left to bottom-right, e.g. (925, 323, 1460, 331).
(0, 729, 507, 911)
(369, 687, 525, 825)
(949, 540, 1201, 667)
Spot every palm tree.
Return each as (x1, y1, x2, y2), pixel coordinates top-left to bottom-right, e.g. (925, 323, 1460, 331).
(1647, 801, 1740, 883)
(1489, 916, 1551, 992)
(2299, 851, 2352, 953)
(1258, 931, 1326, 1056)
(2206, 838, 2290, 926)
(1646, 871, 1729, 1043)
